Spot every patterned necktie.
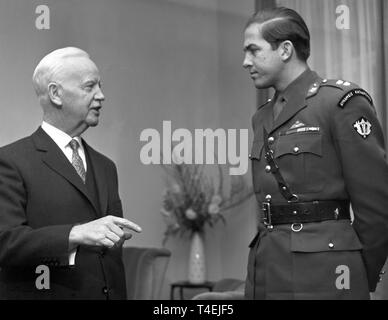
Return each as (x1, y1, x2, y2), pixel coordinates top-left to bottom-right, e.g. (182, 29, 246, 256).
(69, 139, 86, 183)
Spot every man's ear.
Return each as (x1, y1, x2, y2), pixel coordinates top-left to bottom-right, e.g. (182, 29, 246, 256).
(279, 41, 293, 61)
(47, 82, 63, 107)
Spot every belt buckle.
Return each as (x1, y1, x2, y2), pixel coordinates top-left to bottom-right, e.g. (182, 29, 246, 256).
(262, 202, 272, 228)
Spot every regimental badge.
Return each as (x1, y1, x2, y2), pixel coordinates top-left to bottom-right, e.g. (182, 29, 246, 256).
(353, 117, 372, 139)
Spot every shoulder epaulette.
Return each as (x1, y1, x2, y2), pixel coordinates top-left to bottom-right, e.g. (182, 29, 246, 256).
(321, 79, 355, 90)
(306, 78, 373, 108)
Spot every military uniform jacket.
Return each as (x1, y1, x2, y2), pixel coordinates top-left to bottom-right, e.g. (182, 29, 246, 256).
(245, 69, 388, 300)
(0, 127, 126, 299)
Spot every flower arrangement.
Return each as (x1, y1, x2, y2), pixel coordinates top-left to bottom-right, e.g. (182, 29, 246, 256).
(160, 161, 253, 245)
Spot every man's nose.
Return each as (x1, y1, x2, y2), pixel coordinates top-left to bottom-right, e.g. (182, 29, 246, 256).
(95, 87, 105, 101)
(243, 53, 252, 69)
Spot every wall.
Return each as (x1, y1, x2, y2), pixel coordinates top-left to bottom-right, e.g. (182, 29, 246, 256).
(0, 0, 257, 299)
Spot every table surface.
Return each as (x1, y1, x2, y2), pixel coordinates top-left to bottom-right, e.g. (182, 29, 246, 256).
(170, 281, 216, 300)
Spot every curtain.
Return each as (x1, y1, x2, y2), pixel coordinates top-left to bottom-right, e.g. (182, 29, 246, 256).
(276, 0, 388, 300)
(384, 0, 388, 147)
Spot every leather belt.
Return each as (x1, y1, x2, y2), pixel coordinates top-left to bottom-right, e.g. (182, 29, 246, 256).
(261, 200, 350, 226)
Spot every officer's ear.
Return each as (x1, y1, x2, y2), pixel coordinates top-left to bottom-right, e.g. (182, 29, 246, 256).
(279, 40, 293, 62)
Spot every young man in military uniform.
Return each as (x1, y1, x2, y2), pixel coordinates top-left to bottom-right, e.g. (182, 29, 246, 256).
(243, 7, 388, 299)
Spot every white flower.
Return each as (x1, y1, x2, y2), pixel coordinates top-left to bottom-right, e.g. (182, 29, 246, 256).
(208, 203, 220, 215)
(185, 208, 198, 220)
(211, 194, 223, 205)
(160, 208, 172, 217)
(171, 184, 181, 193)
(172, 223, 180, 231)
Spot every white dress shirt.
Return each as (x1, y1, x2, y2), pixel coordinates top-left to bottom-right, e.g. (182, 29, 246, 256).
(41, 121, 87, 265)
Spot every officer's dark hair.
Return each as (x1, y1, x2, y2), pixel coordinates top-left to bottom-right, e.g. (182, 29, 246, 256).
(245, 7, 310, 62)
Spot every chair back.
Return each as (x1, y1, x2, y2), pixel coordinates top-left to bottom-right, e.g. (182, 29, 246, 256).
(122, 246, 171, 299)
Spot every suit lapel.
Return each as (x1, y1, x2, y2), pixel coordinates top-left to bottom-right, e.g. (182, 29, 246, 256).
(32, 127, 100, 216)
(83, 141, 108, 216)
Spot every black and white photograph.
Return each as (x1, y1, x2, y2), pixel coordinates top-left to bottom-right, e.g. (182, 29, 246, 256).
(0, 0, 387, 307)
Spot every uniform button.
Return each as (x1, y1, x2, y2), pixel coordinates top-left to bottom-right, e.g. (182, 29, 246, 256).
(265, 195, 272, 201)
(248, 154, 252, 159)
(265, 165, 271, 173)
(293, 146, 300, 153)
(268, 137, 275, 144)
(328, 243, 334, 249)
(102, 287, 109, 295)
(322, 79, 328, 83)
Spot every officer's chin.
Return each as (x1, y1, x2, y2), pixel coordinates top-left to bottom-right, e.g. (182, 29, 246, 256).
(254, 83, 271, 90)
(253, 78, 271, 90)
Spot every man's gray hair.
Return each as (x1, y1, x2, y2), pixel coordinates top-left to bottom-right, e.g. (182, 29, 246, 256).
(32, 47, 90, 105)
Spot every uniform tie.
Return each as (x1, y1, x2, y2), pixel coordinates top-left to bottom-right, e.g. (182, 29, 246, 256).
(273, 94, 286, 121)
(69, 139, 86, 183)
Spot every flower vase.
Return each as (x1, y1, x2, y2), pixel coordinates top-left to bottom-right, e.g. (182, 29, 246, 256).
(188, 232, 206, 284)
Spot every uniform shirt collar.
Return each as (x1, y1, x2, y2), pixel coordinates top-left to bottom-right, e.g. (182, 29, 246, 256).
(276, 68, 317, 102)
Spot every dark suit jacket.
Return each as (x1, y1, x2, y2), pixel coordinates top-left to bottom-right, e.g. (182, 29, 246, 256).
(0, 127, 126, 299)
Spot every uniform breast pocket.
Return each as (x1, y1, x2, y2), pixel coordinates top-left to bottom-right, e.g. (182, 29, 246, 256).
(274, 132, 324, 193)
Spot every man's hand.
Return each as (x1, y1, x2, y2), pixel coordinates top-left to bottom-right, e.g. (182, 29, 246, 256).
(68, 215, 142, 250)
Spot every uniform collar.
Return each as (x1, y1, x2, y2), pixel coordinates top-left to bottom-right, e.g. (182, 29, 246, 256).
(276, 68, 317, 103)
(269, 69, 320, 134)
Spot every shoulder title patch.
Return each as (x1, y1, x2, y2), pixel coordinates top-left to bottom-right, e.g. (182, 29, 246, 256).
(339, 89, 373, 108)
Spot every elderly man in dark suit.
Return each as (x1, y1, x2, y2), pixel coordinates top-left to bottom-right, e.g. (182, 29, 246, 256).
(0, 47, 141, 299)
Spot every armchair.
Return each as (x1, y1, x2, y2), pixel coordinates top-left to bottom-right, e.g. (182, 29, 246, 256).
(192, 278, 245, 300)
(122, 246, 171, 300)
